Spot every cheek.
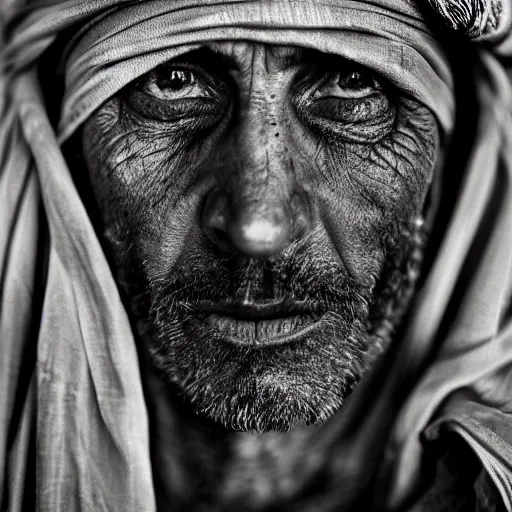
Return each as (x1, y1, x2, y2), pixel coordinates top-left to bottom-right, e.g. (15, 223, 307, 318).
(303, 101, 439, 279)
(82, 100, 212, 276)
(83, 94, 440, 287)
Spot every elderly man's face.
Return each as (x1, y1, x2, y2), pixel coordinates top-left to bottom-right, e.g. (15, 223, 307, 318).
(81, 42, 439, 432)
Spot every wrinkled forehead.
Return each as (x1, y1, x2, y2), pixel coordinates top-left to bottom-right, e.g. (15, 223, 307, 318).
(47, 0, 454, 141)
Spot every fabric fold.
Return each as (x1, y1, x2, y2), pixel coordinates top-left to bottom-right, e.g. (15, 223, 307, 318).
(12, 71, 156, 511)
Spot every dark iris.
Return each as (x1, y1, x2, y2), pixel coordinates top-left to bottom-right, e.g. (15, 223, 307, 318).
(338, 71, 373, 90)
(165, 70, 195, 91)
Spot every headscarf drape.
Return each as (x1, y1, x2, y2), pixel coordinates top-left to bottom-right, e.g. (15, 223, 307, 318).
(1, 0, 512, 510)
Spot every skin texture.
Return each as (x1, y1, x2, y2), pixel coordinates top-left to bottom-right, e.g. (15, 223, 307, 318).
(79, 42, 440, 509)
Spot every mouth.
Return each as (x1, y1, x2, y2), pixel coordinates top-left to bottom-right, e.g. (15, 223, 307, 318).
(195, 300, 323, 347)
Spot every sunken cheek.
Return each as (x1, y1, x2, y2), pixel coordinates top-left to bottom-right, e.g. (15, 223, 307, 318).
(322, 104, 439, 220)
(84, 97, 439, 276)
(83, 99, 228, 266)
(292, 99, 439, 277)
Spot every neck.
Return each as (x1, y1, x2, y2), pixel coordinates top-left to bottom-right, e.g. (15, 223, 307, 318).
(147, 373, 492, 512)
(147, 372, 330, 511)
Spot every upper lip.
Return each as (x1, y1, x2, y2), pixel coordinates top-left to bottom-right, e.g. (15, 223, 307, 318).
(195, 299, 321, 320)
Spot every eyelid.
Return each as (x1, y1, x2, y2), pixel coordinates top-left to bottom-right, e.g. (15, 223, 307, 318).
(312, 70, 381, 100)
(313, 83, 375, 100)
(124, 62, 230, 123)
(140, 62, 224, 100)
(144, 71, 208, 100)
(291, 62, 395, 143)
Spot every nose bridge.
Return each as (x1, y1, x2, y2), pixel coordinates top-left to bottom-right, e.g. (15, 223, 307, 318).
(222, 42, 293, 206)
(202, 51, 313, 260)
(230, 94, 290, 209)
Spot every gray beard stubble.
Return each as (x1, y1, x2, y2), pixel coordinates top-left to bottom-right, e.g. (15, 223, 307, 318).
(128, 218, 425, 432)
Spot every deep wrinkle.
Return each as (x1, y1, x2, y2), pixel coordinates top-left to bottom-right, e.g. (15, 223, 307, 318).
(81, 42, 440, 436)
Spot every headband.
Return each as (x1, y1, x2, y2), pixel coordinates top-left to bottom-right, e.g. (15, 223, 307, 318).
(53, 0, 455, 141)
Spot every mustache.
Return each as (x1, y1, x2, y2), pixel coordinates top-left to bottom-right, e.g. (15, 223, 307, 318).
(144, 245, 376, 323)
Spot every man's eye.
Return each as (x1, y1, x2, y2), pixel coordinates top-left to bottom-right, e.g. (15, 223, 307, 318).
(296, 65, 395, 143)
(313, 70, 381, 100)
(144, 68, 212, 100)
(125, 64, 228, 123)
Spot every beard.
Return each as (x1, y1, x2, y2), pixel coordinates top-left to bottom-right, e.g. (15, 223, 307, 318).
(117, 219, 424, 433)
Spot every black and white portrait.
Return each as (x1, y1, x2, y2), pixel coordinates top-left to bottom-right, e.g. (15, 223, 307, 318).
(1, 1, 512, 510)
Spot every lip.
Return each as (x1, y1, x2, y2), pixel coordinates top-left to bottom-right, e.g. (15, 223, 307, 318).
(194, 300, 324, 347)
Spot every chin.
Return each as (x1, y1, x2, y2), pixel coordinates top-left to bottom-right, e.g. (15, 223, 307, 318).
(148, 307, 376, 432)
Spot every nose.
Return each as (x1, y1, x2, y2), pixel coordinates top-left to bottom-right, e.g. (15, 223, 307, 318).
(201, 63, 313, 260)
(202, 188, 310, 260)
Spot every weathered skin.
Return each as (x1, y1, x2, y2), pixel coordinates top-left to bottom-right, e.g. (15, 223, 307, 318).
(80, 42, 440, 509)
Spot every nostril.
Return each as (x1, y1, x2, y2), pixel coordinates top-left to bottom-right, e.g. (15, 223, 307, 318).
(202, 188, 231, 248)
(211, 227, 230, 245)
(204, 225, 235, 253)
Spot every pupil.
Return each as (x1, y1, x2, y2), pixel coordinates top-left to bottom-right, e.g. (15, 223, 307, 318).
(168, 70, 191, 90)
(339, 71, 366, 89)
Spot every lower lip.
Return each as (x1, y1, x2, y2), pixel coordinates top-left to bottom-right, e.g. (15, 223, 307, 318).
(204, 314, 320, 347)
